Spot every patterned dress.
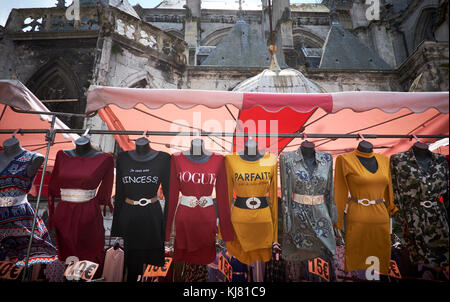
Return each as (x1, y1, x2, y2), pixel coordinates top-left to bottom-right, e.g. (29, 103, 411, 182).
(279, 149, 337, 263)
(0, 150, 57, 266)
(390, 149, 449, 267)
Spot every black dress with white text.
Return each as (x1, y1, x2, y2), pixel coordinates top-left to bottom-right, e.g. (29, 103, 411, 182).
(111, 151, 171, 280)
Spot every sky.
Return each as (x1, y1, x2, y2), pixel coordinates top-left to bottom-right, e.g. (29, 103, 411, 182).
(0, 0, 321, 27)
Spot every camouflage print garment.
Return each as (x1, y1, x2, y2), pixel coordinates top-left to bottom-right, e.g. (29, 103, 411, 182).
(390, 148, 449, 267)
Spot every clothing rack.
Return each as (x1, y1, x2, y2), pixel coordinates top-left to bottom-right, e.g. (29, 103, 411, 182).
(2, 106, 448, 282)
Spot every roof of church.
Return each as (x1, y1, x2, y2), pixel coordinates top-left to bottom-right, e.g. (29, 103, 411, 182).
(319, 21, 392, 70)
(201, 19, 285, 68)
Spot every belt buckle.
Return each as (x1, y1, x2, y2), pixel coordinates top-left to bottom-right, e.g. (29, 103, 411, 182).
(302, 195, 312, 205)
(189, 198, 198, 208)
(359, 199, 371, 206)
(138, 198, 151, 206)
(421, 200, 434, 208)
(313, 196, 322, 204)
(246, 197, 261, 209)
(198, 197, 207, 207)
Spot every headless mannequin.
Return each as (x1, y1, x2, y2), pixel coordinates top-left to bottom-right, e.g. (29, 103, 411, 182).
(356, 140, 378, 174)
(300, 140, 316, 174)
(65, 136, 102, 157)
(183, 138, 211, 163)
(411, 141, 432, 172)
(0, 136, 44, 178)
(239, 139, 264, 161)
(128, 137, 159, 161)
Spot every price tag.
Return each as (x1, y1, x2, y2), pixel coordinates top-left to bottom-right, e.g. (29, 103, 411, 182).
(308, 257, 330, 282)
(64, 260, 99, 281)
(388, 260, 401, 279)
(218, 252, 233, 282)
(143, 257, 173, 278)
(0, 261, 23, 280)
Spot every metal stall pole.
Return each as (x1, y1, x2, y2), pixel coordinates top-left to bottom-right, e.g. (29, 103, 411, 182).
(21, 116, 56, 281)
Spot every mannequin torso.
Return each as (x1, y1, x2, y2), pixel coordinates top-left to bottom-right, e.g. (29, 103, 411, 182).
(128, 137, 159, 161)
(412, 142, 431, 172)
(0, 137, 44, 177)
(239, 139, 264, 161)
(356, 140, 378, 173)
(183, 138, 211, 163)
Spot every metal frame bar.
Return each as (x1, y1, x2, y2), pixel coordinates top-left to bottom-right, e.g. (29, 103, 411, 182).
(21, 116, 56, 281)
(1, 128, 448, 139)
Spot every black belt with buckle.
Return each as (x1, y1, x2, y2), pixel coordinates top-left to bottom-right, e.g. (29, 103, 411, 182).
(234, 196, 269, 210)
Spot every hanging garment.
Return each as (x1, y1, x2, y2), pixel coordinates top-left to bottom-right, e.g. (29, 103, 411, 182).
(111, 151, 170, 282)
(264, 242, 286, 282)
(48, 150, 114, 266)
(390, 149, 449, 268)
(165, 152, 233, 264)
(279, 149, 337, 263)
(334, 149, 398, 275)
(0, 150, 57, 266)
(182, 262, 209, 282)
(224, 153, 278, 265)
(249, 260, 265, 282)
(44, 259, 66, 282)
(334, 245, 359, 282)
(102, 247, 125, 282)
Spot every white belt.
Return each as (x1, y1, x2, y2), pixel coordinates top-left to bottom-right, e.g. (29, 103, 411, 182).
(420, 200, 438, 208)
(0, 195, 28, 207)
(179, 195, 214, 208)
(292, 194, 324, 205)
(60, 189, 96, 202)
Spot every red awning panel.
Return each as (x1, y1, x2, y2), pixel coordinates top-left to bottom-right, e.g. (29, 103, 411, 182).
(89, 87, 448, 156)
(85, 85, 448, 114)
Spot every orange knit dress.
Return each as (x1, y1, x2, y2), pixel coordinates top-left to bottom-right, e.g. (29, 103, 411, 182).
(334, 150, 398, 275)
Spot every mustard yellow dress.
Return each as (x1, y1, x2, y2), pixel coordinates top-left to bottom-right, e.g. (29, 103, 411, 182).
(334, 150, 398, 275)
(224, 153, 278, 265)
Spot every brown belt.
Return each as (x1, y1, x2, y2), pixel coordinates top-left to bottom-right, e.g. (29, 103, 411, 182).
(125, 196, 158, 207)
(349, 196, 384, 206)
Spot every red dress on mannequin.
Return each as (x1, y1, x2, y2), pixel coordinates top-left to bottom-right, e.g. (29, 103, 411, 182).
(165, 152, 234, 265)
(48, 150, 114, 265)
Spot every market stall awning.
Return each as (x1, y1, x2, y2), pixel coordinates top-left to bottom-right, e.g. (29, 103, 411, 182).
(0, 80, 79, 196)
(86, 86, 449, 156)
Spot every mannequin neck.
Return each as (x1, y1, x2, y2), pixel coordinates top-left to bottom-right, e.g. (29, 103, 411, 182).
(2, 137, 24, 157)
(135, 138, 151, 155)
(300, 141, 315, 160)
(241, 139, 263, 161)
(75, 137, 93, 156)
(66, 136, 101, 157)
(184, 139, 211, 163)
(129, 137, 158, 161)
(412, 143, 430, 160)
(357, 140, 373, 154)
